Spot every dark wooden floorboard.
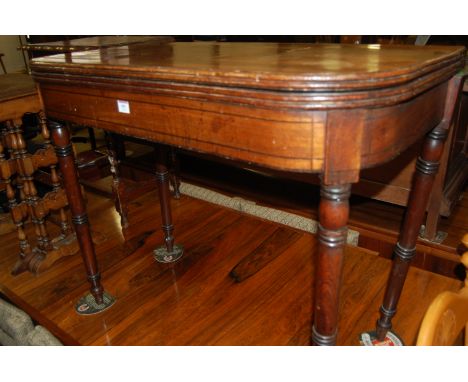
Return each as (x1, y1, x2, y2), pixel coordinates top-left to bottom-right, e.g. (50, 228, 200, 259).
(170, 154, 467, 279)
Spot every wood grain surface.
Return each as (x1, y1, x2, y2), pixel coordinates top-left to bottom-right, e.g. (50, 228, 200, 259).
(0, 74, 40, 122)
(31, 42, 464, 92)
(21, 36, 173, 52)
(28, 42, 465, 345)
(0, 190, 460, 345)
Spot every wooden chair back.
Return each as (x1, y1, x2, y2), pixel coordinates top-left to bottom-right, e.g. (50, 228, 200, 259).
(416, 234, 468, 345)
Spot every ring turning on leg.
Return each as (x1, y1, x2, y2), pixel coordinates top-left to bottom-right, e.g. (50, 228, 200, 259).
(313, 183, 351, 346)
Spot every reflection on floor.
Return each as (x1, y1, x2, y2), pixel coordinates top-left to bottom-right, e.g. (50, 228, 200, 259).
(0, 187, 461, 345)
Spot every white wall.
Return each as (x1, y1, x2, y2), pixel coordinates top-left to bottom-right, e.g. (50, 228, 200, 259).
(0, 35, 27, 73)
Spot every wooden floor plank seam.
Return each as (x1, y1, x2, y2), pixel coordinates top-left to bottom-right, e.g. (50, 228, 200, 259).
(0, 190, 462, 345)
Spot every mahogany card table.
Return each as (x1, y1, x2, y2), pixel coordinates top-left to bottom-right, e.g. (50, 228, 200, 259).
(21, 36, 174, 151)
(29, 41, 466, 345)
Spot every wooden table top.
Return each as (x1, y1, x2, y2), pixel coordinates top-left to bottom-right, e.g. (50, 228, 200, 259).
(31, 43, 466, 179)
(21, 35, 174, 53)
(30, 42, 465, 92)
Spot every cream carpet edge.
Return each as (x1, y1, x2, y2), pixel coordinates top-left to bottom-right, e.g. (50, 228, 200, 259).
(177, 182, 359, 246)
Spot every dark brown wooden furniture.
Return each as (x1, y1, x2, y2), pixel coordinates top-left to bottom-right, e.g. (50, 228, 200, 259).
(30, 41, 466, 345)
(0, 74, 77, 274)
(20, 36, 173, 147)
(357, 65, 468, 242)
(176, 37, 467, 245)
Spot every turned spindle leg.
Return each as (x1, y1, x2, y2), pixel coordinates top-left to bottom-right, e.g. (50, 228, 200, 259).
(312, 183, 351, 346)
(49, 121, 115, 314)
(375, 75, 464, 342)
(375, 126, 449, 340)
(39, 112, 71, 239)
(153, 145, 183, 263)
(7, 181, 30, 264)
(0, 134, 31, 265)
(105, 133, 129, 230)
(3, 122, 34, 274)
(8, 121, 51, 251)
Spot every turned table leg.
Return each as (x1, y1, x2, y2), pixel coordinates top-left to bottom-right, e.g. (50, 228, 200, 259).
(312, 182, 351, 346)
(375, 75, 464, 341)
(49, 121, 115, 315)
(375, 126, 449, 340)
(153, 145, 183, 263)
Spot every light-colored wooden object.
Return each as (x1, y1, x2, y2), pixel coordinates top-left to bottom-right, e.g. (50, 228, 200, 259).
(0, 74, 41, 121)
(417, 233, 468, 345)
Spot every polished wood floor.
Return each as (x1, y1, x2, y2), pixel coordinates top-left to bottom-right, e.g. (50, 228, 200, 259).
(0, 185, 461, 345)
(68, 129, 468, 280)
(187, 154, 467, 272)
(116, 149, 467, 279)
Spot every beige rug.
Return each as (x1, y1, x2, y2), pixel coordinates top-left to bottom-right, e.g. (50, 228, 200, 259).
(0, 298, 62, 346)
(178, 182, 359, 246)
